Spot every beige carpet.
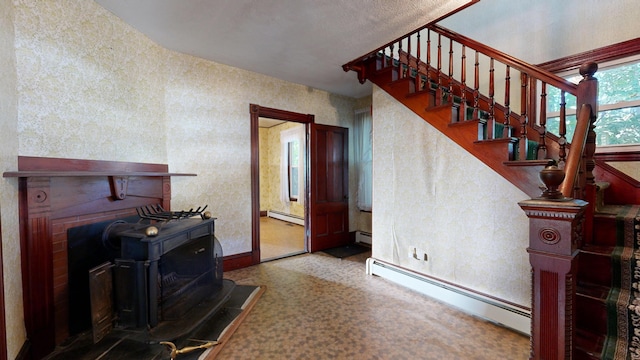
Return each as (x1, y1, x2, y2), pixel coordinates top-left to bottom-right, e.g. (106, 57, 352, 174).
(218, 252, 529, 359)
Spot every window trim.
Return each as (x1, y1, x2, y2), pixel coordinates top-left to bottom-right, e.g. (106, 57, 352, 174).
(539, 39, 640, 151)
(287, 140, 299, 201)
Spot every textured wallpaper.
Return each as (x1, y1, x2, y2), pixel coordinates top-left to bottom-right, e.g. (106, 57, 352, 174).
(372, 86, 531, 306)
(3, 0, 363, 356)
(161, 51, 360, 256)
(9, 0, 363, 260)
(0, 0, 23, 357)
(259, 127, 270, 211)
(14, 0, 167, 163)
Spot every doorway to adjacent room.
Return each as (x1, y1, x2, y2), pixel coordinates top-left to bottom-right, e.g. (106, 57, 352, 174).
(257, 117, 307, 261)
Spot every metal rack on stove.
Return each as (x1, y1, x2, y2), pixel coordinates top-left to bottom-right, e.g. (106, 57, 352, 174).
(136, 204, 209, 222)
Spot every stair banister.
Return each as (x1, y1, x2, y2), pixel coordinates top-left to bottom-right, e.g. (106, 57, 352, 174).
(559, 104, 593, 198)
(559, 62, 598, 200)
(427, 24, 578, 94)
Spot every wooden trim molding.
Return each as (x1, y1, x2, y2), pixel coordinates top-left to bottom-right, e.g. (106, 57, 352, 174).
(537, 38, 640, 73)
(223, 252, 254, 272)
(250, 104, 314, 266)
(0, 205, 7, 360)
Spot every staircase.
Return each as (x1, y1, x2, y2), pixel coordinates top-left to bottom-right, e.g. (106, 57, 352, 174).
(344, 23, 640, 359)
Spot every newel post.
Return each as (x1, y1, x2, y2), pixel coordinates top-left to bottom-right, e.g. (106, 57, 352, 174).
(519, 163, 587, 360)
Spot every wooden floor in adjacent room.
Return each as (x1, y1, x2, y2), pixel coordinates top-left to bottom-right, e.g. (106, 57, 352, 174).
(219, 251, 530, 359)
(260, 216, 305, 261)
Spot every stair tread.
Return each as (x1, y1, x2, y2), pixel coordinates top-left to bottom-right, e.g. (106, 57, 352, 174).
(448, 119, 480, 128)
(596, 204, 630, 216)
(503, 160, 548, 167)
(473, 137, 518, 145)
(581, 244, 615, 255)
(575, 329, 604, 359)
(577, 282, 610, 300)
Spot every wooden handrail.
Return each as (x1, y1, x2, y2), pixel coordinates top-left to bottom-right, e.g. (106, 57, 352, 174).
(560, 104, 593, 197)
(344, 23, 578, 96)
(428, 24, 578, 94)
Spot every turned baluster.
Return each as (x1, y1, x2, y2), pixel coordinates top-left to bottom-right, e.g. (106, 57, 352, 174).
(473, 51, 479, 120)
(538, 82, 548, 159)
(558, 90, 567, 166)
(487, 58, 495, 139)
(436, 34, 443, 105)
(382, 45, 388, 68)
(448, 38, 454, 104)
(389, 44, 395, 80)
(398, 40, 404, 79)
(519, 72, 529, 160)
(415, 32, 422, 91)
(459, 45, 467, 121)
(503, 65, 511, 138)
(426, 30, 432, 92)
(406, 34, 412, 80)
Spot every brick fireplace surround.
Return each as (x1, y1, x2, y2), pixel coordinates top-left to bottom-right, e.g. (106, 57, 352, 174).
(3, 156, 195, 359)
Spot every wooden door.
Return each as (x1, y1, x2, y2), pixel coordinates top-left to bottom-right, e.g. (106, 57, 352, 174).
(309, 124, 349, 252)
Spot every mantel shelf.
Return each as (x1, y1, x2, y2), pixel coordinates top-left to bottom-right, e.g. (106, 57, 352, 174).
(3, 171, 197, 178)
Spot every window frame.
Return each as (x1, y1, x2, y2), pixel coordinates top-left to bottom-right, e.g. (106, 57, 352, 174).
(537, 39, 640, 153)
(287, 140, 299, 201)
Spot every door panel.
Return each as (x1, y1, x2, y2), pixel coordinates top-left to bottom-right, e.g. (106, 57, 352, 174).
(309, 124, 349, 252)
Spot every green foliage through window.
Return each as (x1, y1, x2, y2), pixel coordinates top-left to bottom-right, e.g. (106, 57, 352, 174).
(546, 59, 640, 146)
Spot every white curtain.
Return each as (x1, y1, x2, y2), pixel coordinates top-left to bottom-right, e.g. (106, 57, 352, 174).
(354, 108, 372, 211)
(279, 124, 306, 210)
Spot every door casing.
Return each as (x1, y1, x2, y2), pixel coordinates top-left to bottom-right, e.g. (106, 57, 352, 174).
(250, 104, 313, 264)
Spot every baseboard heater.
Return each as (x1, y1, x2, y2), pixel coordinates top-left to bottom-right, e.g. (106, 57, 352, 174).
(355, 231, 372, 245)
(267, 211, 304, 226)
(366, 258, 531, 335)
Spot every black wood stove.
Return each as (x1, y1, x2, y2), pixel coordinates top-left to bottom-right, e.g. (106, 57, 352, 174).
(68, 205, 234, 344)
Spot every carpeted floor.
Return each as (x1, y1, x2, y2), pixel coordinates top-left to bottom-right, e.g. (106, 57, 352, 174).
(217, 251, 529, 359)
(602, 205, 640, 359)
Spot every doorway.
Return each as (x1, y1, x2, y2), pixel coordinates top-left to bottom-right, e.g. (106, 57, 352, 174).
(250, 104, 351, 265)
(250, 105, 313, 264)
(258, 118, 307, 261)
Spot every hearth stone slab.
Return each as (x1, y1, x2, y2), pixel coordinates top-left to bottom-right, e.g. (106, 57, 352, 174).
(44, 285, 261, 360)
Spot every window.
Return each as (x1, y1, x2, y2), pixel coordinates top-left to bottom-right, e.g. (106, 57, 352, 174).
(280, 124, 305, 207)
(288, 140, 299, 201)
(546, 56, 640, 147)
(354, 108, 372, 211)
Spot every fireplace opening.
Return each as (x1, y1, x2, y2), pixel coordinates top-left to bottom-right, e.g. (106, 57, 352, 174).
(67, 215, 141, 335)
(66, 207, 234, 344)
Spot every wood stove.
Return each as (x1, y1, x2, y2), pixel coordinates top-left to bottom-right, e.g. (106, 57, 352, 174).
(68, 205, 235, 344)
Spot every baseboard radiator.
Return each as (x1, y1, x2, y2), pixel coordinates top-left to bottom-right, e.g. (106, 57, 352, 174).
(355, 231, 372, 245)
(365, 258, 531, 335)
(267, 210, 304, 226)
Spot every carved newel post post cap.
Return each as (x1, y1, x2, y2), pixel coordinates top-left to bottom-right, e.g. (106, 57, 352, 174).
(539, 160, 565, 200)
(579, 62, 598, 79)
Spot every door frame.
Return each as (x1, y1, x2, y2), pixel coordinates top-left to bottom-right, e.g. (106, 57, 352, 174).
(250, 104, 314, 265)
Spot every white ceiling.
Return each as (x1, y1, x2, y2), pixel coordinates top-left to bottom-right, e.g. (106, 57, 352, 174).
(94, 0, 474, 99)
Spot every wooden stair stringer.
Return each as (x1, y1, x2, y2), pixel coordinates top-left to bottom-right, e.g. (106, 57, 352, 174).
(376, 81, 545, 198)
(593, 159, 640, 205)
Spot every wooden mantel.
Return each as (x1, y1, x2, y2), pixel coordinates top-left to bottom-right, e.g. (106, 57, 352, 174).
(2, 156, 195, 359)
